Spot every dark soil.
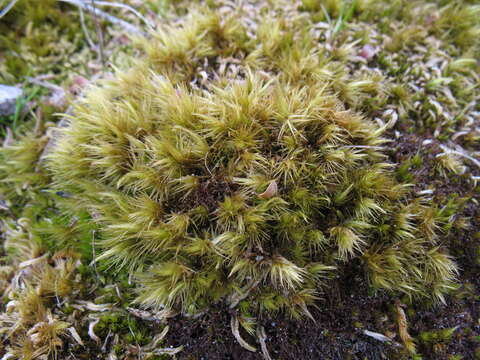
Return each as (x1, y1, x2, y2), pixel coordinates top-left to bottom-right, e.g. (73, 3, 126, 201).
(162, 132, 480, 360)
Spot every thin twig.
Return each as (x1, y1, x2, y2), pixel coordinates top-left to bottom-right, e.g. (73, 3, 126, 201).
(90, 0, 105, 66)
(87, 0, 154, 29)
(58, 0, 143, 35)
(25, 77, 64, 92)
(79, 7, 96, 50)
(0, 0, 19, 19)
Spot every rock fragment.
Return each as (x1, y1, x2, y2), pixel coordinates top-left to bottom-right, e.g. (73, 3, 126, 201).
(0, 85, 23, 117)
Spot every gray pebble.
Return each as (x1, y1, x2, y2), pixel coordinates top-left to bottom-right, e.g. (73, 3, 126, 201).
(0, 84, 23, 117)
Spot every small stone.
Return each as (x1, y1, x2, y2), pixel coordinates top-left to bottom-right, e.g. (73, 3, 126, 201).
(0, 85, 23, 117)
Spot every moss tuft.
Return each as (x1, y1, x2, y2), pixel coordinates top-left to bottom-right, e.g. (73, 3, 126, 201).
(45, 8, 459, 319)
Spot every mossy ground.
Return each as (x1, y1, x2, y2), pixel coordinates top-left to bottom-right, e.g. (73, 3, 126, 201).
(0, 0, 479, 359)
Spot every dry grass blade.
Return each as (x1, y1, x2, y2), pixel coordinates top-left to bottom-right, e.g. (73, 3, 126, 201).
(86, 0, 154, 29)
(150, 346, 183, 356)
(257, 326, 272, 360)
(79, 6, 96, 50)
(74, 301, 113, 312)
(67, 326, 84, 346)
(88, 318, 101, 344)
(228, 279, 260, 309)
(231, 315, 256, 352)
(438, 144, 480, 169)
(0, 0, 18, 19)
(58, 0, 143, 34)
(363, 329, 391, 342)
(140, 327, 183, 357)
(142, 326, 169, 351)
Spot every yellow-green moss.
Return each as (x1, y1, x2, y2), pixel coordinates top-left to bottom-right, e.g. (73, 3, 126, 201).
(48, 8, 458, 319)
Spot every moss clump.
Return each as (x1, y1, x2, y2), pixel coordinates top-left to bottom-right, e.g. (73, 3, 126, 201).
(48, 9, 457, 318)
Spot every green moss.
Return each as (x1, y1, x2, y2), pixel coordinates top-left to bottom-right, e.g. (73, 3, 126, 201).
(0, 1, 82, 82)
(449, 355, 463, 360)
(47, 7, 458, 319)
(353, 321, 363, 329)
(396, 154, 423, 182)
(418, 326, 459, 344)
(0, 0, 477, 358)
(62, 304, 75, 315)
(475, 348, 480, 360)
